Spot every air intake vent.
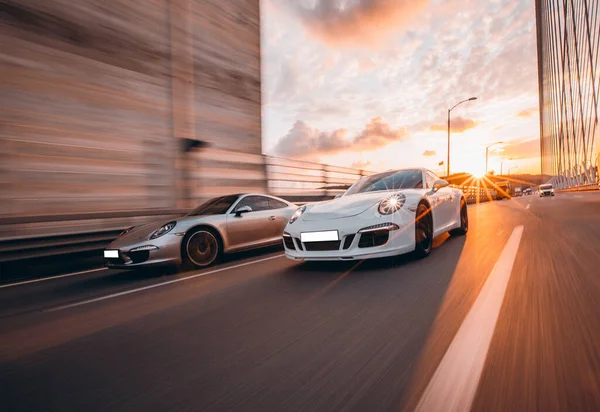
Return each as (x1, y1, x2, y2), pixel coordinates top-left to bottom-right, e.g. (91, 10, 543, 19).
(283, 236, 295, 250)
(343, 234, 355, 249)
(358, 232, 389, 248)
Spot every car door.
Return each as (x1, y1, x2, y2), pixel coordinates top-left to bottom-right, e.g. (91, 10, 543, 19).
(267, 197, 293, 239)
(226, 195, 274, 249)
(426, 171, 453, 230)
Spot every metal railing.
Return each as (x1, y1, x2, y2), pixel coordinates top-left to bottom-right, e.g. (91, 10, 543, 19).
(555, 183, 599, 192)
(265, 156, 375, 203)
(458, 185, 497, 204)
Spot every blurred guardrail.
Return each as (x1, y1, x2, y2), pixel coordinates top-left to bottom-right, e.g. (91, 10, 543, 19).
(0, 210, 188, 264)
(457, 185, 497, 204)
(555, 183, 599, 192)
(0, 156, 494, 268)
(265, 156, 375, 203)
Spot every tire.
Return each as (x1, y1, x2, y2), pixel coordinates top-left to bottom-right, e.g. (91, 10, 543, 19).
(413, 202, 433, 259)
(449, 198, 468, 236)
(181, 227, 222, 270)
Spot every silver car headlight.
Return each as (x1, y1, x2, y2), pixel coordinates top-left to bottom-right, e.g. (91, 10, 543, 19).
(149, 221, 176, 239)
(289, 205, 306, 224)
(378, 194, 406, 215)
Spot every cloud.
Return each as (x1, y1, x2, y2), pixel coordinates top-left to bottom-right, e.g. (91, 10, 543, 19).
(354, 117, 410, 148)
(517, 107, 538, 117)
(280, 0, 430, 48)
(358, 56, 376, 72)
(422, 150, 437, 157)
(502, 138, 540, 159)
(430, 116, 480, 133)
(274, 117, 410, 158)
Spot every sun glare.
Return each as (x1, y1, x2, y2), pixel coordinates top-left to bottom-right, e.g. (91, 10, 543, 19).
(466, 165, 486, 178)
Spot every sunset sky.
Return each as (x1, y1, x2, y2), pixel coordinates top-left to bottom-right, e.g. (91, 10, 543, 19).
(260, 0, 541, 176)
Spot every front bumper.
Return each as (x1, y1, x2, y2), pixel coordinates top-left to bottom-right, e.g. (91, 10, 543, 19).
(103, 235, 183, 269)
(540, 191, 554, 196)
(283, 210, 416, 261)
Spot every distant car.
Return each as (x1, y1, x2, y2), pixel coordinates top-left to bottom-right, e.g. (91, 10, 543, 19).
(539, 184, 555, 197)
(104, 194, 297, 270)
(514, 187, 522, 197)
(523, 188, 532, 196)
(282, 168, 468, 262)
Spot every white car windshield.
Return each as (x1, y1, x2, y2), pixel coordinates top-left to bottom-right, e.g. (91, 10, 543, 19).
(345, 169, 423, 195)
(540, 185, 553, 190)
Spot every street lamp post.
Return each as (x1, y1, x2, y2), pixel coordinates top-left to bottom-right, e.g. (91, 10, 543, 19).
(485, 141, 504, 175)
(447, 96, 477, 177)
(500, 157, 513, 175)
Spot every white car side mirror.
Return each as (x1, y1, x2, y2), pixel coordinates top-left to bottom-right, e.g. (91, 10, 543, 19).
(432, 179, 449, 192)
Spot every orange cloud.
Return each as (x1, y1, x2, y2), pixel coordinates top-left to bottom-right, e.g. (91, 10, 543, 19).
(283, 0, 429, 48)
(517, 107, 538, 118)
(430, 116, 479, 133)
(422, 150, 436, 157)
(358, 56, 376, 72)
(275, 117, 410, 158)
(501, 139, 541, 160)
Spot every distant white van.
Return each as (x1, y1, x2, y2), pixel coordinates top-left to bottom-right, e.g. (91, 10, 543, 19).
(539, 184, 554, 197)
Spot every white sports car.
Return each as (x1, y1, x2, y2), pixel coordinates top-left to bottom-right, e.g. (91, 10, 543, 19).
(282, 168, 468, 261)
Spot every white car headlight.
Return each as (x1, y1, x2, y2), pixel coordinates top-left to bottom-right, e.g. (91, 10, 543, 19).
(150, 221, 176, 239)
(289, 205, 306, 224)
(378, 194, 406, 215)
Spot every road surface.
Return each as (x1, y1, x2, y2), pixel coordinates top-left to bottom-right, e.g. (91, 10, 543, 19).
(1, 192, 599, 412)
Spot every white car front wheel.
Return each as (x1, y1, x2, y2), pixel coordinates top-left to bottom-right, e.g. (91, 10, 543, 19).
(413, 202, 433, 259)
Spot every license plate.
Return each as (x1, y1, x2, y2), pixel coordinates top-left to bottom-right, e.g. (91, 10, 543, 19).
(104, 250, 119, 259)
(301, 230, 339, 243)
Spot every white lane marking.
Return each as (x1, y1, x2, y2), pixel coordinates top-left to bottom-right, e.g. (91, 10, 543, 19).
(0, 268, 108, 289)
(45, 254, 285, 312)
(525, 204, 530, 210)
(416, 225, 524, 412)
(573, 195, 583, 198)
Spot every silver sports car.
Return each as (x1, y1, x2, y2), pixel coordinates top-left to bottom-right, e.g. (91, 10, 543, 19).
(104, 193, 297, 270)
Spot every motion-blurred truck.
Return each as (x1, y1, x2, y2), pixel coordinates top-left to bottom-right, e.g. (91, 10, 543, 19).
(495, 181, 512, 200)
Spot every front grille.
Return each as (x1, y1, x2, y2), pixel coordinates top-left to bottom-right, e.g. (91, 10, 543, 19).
(303, 241, 341, 251)
(283, 236, 295, 249)
(343, 234, 355, 249)
(358, 232, 389, 248)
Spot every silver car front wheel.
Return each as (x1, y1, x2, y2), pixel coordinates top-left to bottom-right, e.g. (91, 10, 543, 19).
(185, 229, 220, 268)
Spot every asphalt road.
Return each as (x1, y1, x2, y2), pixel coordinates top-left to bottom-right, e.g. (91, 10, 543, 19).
(1, 192, 599, 412)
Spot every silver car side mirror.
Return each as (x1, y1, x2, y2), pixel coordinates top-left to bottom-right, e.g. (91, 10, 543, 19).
(235, 205, 252, 217)
(334, 193, 343, 199)
(432, 179, 449, 192)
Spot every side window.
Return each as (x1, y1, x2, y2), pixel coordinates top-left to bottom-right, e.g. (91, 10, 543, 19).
(268, 198, 289, 209)
(234, 196, 270, 212)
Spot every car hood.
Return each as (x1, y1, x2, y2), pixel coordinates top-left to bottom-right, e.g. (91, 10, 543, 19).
(302, 191, 397, 221)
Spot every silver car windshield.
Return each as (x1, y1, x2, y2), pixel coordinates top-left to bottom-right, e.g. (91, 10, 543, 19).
(345, 169, 423, 195)
(187, 195, 240, 216)
(540, 185, 553, 190)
